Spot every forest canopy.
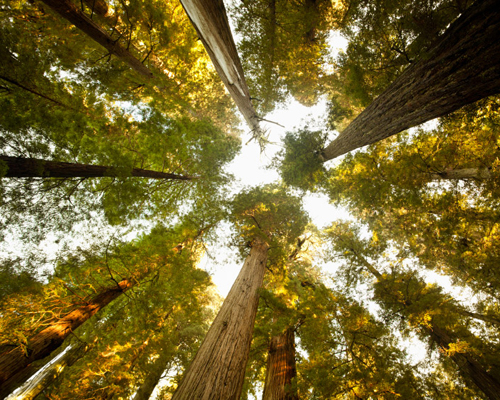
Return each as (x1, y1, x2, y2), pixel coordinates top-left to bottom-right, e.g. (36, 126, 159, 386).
(1, 0, 500, 399)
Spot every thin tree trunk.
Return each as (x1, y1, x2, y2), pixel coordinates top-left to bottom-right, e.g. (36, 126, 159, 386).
(457, 309, 500, 327)
(356, 256, 500, 399)
(133, 349, 172, 400)
(430, 168, 492, 180)
(0, 156, 194, 180)
(262, 328, 298, 400)
(179, 0, 264, 138)
(172, 239, 269, 400)
(428, 323, 500, 400)
(0, 279, 133, 387)
(321, 0, 500, 161)
(39, 0, 154, 79)
(4, 341, 90, 400)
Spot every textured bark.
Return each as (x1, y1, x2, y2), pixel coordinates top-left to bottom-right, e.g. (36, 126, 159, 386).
(39, 0, 154, 79)
(172, 240, 269, 400)
(322, 0, 500, 161)
(262, 328, 298, 400)
(180, 0, 264, 136)
(4, 341, 90, 400)
(0, 156, 193, 180)
(0, 279, 133, 387)
(428, 324, 500, 400)
(430, 168, 492, 180)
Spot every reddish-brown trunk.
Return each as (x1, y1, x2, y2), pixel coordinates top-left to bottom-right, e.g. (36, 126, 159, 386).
(428, 323, 500, 400)
(322, 0, 500, 161)
(0, 279, 133, 387)
(172, 240, 269, 400)
(0, 156, 194, 180)
(40, 0, 153, 79)
(262, 328, 298, 400)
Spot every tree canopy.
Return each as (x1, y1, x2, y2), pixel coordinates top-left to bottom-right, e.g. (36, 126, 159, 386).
(2, 0, 500, 399)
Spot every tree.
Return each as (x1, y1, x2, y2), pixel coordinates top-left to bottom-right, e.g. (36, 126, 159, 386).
(0, 155, 195, 180)
(172, 185, 309, 399)
(262, 328, 298, 400)
(325, 221, 500, 399)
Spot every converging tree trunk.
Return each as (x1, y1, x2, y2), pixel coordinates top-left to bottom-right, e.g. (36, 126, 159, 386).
(4, 341, 90, 400)
(172, 239, 269, 400)
(352, 252, 500, 400)
(180, 0, 264, 138)
(428, 324, 500, 400)
(133, 349, 172, 400)
(262, 328, 298, 400)
(321, 0, 500, 161)
(0, 279, 133, 387)
(0, 156, 194, 180)
(430, 168, 492, 180)
(39, 0, 154, 79)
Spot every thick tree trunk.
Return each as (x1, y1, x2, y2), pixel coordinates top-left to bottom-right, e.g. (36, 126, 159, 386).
(0, 156, 193, 180)
(430, 168, 492, 180)
(39, 0, 154, 79)
(322, 0, 500, 161)
(428, 323, 500, 400)
(0, 279, 133, 387)
(180, 0, 264, 137)
(262, 328, 298, 400)
(172, 240, 269, 400)
(4, 341, 90, 400)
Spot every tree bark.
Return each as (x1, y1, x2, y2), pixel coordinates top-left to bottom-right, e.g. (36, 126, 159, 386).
(262, 328, 298, 400)
(39, 0, 154, 79)
(430, 168, 492, 180)
(133, 349, 172, 400)
(4, 341, 90, 400)
(0, 156, 194, 180)
(428, 323, 500, 400)
(180, 0, 264, 138)
(0, 279, 133, 387)
(172, 239, 269, 400)
(322, 0, 500, 161)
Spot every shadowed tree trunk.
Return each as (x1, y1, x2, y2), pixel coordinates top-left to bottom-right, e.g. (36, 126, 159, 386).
(39, 0, 154, 79)
(0, 156, 194, 180)
(0, 279, 133, 387)
(172, 239, 269, 400)
(262, 327, 298, 400)
(430, 168, 492, 180)
(3, 341, 90, 400)
(133, 349, 172, 400)
(352, 251, 500, 400)
(321, 0, 500, 161)
(428, 324, 500, 400)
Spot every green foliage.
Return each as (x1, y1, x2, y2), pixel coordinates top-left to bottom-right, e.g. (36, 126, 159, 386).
(273, 128, 327, 191)
(230, 184, 309, 268)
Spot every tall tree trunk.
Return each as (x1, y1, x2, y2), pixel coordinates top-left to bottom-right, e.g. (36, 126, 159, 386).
(172, 239, 269, 400)
(430, 168, 492, 180)
(428, 324, 500, 400)
(262, 328, 298, 400)
(133, 349, 172, 400)
(180, 0, 264, 138)
(4, 341, 90, 400)
(322, 0, 500, 161)
(0, 156, 194, 180)
(354, 255, 500, 399)
(0, 279, 133, 387)
(39, 0, 154, 79)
